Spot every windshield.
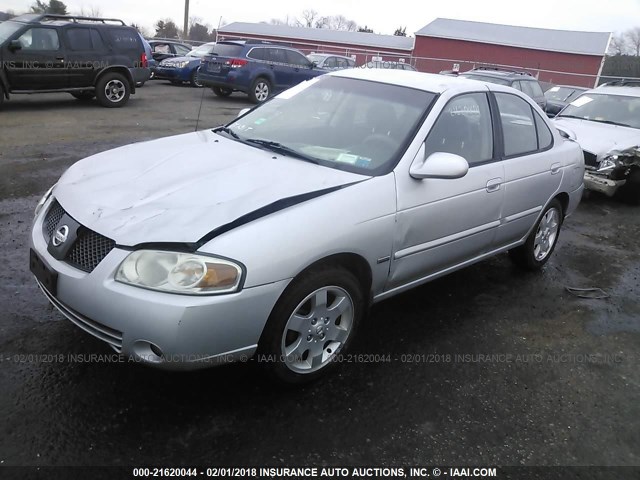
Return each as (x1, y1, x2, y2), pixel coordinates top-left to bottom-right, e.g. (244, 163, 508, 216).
(307, 54, 325, 63)
(188, 44, 215, 57)
(545, 86, 585, 102)
(460, 73, 511, 86)
(0, 21, 23, 44)
(220, 76, 436, 175)
(558, 93, 640, 129)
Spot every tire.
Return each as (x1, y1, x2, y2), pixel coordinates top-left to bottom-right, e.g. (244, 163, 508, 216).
(71, 91, 95, 101)
(258, 265, 364, 384)
(248, 77, 271, 104)
(95, 72, 130, 108)
(170, 80, 182, 85)
(616, 168, 640, 205)
(509, 199, 563, 270)
(190, 67, 203, 88)
(212, 86, 233, 97)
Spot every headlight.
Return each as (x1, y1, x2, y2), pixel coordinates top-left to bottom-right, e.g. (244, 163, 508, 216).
(34, 184, 55, 217)
(177, 60, 189, 68)
(115, 250, 243, 295)
(597, 156, 618, 172)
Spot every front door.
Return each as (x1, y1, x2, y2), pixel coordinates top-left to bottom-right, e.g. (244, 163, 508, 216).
(4, 27, 67, 90)
(389, 92, 504, 290)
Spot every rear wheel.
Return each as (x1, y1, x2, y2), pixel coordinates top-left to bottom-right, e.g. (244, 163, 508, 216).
(71, 91, 95, 101)
(190, 67, 203, 88)
(248, 77, 271, 103)
(212, 86, 233, 97)
(509, 199, 563, 270)
(95, 72, 130, 108)
(258, 266, 364, 384)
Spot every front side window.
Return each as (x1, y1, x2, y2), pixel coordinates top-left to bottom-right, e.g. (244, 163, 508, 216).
(424, 93, 494, 166)
(285, 50, 310, 67)
(174, 44, 191, 55)
(324, 57, 337, 68)
(17, 28, 60, 50)
(223, 76, 436, 175)
(495, 93, 538, 156)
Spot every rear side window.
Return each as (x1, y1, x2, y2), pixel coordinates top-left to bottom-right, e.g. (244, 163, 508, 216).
(210, 43, 244, 57)
(107, 28, 140, 50)
(16, 28, 60, 50)
(324, 57, 337, 68)
(267, 48, 287, 64)
(495, 93, 538, 156)
(65, 28, 91, 50)
(534, 112, 553, 150)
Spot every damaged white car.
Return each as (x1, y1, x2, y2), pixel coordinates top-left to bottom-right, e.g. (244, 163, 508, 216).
(554, 82, 640, 204)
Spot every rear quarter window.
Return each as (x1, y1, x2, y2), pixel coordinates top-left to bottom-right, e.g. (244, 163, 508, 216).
(107, 28, 140, 50)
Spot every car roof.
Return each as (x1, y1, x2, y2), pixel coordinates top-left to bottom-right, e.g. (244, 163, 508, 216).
(462, 69, 535, 80)
(331, 68, 492, 94)
(10, 13, 127, 27)
(585, 86, 640, 98)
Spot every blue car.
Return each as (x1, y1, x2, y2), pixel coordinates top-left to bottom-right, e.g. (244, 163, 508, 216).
(138, 36, 157, 86)
(155, 42, 217, 88)
(199, 41, 325, 103)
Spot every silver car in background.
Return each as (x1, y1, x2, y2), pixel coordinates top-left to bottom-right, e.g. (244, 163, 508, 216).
(30, 70, 584, 384)
(307, 53, 356, 71)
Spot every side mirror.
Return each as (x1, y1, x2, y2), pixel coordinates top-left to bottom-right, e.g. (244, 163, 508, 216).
(237, 108, 250, 118)
(8, 39, 22, 51)
(410, 150, 469, 180)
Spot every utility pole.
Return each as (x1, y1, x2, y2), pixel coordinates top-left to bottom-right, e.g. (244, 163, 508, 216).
(183, 0, 189, 40)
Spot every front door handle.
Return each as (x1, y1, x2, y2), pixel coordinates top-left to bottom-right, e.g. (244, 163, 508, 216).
(486, 178, 502, 193)
(550, 163, 561, 175)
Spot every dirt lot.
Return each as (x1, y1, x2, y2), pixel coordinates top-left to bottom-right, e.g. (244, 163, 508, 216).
(0, 82, 638, 471)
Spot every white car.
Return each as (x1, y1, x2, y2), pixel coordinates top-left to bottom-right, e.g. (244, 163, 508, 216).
(30, 70, 584, 383)
(554, 82, 640, 204)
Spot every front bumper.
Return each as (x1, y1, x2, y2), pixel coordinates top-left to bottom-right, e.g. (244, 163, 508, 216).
(584, 172, 625, 197)
(155, 66, 192, 82)
(31, 199, 290, 371)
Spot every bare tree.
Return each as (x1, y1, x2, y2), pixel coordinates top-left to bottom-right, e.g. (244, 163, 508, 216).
(625, 27, 640, 56)
(77, 5, 102, 17)
(298, 9, 319, 28)
(608, 33, 628, 55)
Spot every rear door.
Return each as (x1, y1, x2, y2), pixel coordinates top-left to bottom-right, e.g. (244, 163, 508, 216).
(266, 48, 294, 89)
(4, 26, 67, 89)
(493, 92, 562, 246)
(63, 27, 106, 87)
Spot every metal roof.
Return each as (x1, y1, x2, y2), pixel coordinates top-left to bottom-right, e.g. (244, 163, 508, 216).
(218, 22, 415, 51)
(416, 18, 611, 57)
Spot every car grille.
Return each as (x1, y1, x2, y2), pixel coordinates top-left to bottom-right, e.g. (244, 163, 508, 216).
(36, 279, 123, 352)
(583, 150, 598, 168)
(43, 201, 115, 273)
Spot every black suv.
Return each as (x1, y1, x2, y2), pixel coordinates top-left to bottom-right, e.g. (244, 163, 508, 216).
(0, 13, 148, 108)
(459, 66, 547, 110)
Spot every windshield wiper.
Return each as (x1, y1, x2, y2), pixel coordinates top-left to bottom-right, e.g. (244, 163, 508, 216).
(212, 126, 241, 140)
(590, 119, 632, 128)
(245, 139, 320, 164)
(556, 114, 587, 120)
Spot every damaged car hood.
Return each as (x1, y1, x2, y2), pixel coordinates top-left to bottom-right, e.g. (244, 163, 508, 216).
(553, 117, 640, 158)
(54, 130, 367, 246)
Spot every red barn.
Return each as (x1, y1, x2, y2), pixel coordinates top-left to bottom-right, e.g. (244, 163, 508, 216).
(217, 22, 414, 66)
(413, 18, 611, 87)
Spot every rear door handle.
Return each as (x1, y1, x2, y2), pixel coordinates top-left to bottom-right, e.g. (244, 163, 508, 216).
(486, 178, 502, 193)
(550, 163, 561, 175)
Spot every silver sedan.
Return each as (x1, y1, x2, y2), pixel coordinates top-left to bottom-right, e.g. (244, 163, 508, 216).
(30, 69, 585, 384)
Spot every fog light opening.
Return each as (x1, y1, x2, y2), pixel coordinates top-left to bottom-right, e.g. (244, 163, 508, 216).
(149, 343, 164, 358)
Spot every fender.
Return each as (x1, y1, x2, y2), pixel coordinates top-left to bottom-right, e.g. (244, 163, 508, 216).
(95, 66, 136, 93)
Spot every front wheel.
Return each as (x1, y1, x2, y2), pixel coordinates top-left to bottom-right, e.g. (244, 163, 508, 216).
(212, 86, 233, 97)
(509, 199, 563, 270)
(95, 73, 130, 108)
(190, 67, 203, 88)
(258, 266, 364, 384)
(248, 77, 271, 103)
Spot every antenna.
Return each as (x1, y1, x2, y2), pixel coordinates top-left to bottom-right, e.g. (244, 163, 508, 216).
(195, 79, 206, 132)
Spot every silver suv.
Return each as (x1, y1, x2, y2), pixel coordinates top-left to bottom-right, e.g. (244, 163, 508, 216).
(30, 70, 584, 384)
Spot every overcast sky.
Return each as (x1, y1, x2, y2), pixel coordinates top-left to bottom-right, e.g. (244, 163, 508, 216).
(3, 0, 640, 36)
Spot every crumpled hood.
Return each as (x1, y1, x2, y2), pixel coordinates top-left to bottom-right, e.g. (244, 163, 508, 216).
(54, 130, 365, 246)
(553, 117, 640, 158)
